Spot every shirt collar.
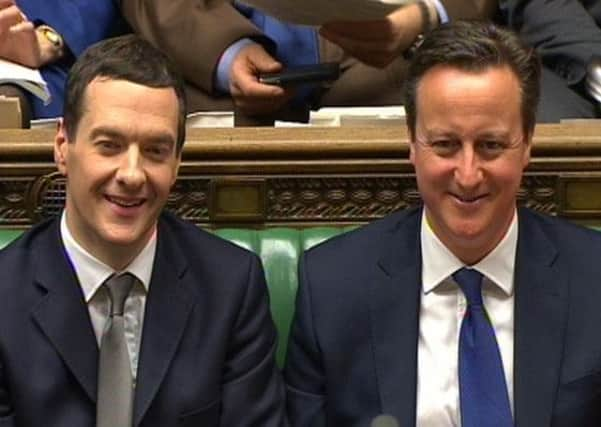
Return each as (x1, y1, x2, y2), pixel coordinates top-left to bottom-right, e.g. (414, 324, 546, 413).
(60, 211, 156, 302)
(420, 209, 518, 296)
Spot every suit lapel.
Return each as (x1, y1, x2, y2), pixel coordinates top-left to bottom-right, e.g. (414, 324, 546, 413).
(134, 219, 196, 425)
(369, 210, 422, 424)
(513, 209, 567, 426)
(30, 220, 99, 402)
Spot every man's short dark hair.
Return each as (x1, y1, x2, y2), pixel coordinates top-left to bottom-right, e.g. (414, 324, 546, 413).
(404, 20, 541, 137)
(63, 34, 187, 152)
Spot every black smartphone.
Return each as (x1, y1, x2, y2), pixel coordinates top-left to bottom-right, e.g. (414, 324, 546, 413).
(259, 62, 340, 86)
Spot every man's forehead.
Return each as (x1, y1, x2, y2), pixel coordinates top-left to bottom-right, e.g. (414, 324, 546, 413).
(79, 78, 178, 117)
(75, 79, 179, 142)
(418, 64, 519, 88)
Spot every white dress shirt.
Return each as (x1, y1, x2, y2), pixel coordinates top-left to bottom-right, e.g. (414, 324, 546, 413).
(60, 212, 156, 381)
(416, 210, 517, 426)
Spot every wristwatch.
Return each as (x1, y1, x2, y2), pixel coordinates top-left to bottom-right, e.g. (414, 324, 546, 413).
(36, 24, 65, 64)
(37, 25, 64, 50)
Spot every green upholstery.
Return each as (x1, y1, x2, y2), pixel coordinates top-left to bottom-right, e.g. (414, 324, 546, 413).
(0, 226, 352, 366)
(0, 230, 23, 249)
(215, 227, 354, 365)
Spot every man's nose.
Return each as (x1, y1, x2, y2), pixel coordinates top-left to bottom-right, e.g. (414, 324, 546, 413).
(116, 145, 145, 188)
(454, 146, 483, 189)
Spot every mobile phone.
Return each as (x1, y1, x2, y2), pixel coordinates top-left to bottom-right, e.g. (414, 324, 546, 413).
(259, 62, 340, 86)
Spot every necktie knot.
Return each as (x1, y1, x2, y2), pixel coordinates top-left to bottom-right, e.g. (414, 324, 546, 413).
(104, 273, 135, 317)
(453, 267, 483, 307)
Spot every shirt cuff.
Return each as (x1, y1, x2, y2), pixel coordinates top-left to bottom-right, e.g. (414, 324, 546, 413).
(428, 0, 449, 24)
(215, 38, 257, 94)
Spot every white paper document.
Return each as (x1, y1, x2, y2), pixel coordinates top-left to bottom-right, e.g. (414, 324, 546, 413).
(186, 111, 234, 128)
(238, 0, 408, 26)
(0, 58, 51, 104)
(276, 105, 405, 126)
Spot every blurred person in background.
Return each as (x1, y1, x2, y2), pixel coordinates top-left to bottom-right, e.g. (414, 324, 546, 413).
(121, 0, 495, 123)
(0, 0, 129, 126)
(323, 0, 601, 122)
(499, 0, 601, 121)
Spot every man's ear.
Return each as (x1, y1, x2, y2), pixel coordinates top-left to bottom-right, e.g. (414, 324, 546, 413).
(408, 128, 417, 166)
(521, 130, 532, 170)
(171, 151, 182, 188)
(54, 118, 70, 176)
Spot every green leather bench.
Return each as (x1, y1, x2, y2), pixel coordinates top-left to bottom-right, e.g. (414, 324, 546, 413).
(0, 227, 353, 367)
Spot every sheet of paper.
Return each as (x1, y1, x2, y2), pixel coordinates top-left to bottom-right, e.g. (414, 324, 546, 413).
(0, 58, 51, 104)
(183, 106, 405, 128)
(186, 111, 234, 128)
(276, 105, 405, 127)
(30, 117, 60, 128)
(238, 0, 408, 26)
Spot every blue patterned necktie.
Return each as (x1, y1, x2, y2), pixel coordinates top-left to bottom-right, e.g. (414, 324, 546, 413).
(453, 268, 513, 427)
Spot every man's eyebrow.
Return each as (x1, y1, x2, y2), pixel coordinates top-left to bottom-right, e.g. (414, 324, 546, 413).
(419, 128, 456, 139)
(88, 126, 176, 146)
(89, 127, 125, 141)
(145, 135, 176, 147)
(476, 131, 518, 143)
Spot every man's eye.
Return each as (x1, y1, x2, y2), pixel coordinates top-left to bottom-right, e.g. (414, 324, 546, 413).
(97, 140, 120, 151)
(145, 145, 170, 159)
(478, 140, 507, 154)
(429, 140, 459, 154)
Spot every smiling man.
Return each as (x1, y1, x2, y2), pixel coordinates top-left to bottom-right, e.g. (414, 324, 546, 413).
(0, 35, 286, 426)
(285, 21, 601, 426)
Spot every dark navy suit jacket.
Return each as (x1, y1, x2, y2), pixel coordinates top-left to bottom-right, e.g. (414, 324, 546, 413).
(0, 212, 286, 426)
(285, 207, 601, 426)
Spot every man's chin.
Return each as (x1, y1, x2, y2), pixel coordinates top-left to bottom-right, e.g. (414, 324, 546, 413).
(100, 224, 153, 248)
(444, 221, 491, 247)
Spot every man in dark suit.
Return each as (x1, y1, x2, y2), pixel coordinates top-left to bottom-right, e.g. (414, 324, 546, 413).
(284, 21, 601, 426)
(0, 35, 286, 426)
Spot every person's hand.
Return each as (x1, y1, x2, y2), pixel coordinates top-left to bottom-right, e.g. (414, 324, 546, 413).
(229, 43, 295, 116)
(319, 3, 424, 68)
(0, 0, 41, 68)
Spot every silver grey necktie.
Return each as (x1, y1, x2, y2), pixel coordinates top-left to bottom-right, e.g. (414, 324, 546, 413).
(96, 273, 135, 427)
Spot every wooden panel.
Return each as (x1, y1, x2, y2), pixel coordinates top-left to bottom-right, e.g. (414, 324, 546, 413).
(2, 124, 601, 228)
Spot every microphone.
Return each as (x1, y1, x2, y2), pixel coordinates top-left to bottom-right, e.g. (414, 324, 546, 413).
(370, 414, 400, 427)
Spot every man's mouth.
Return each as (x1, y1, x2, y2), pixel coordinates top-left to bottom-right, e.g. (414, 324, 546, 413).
(452, 193, 487, 203)
(106, 195, 145, 208)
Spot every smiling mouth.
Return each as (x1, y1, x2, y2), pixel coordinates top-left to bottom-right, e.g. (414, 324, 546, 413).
(106, 195, 145, 208)
(452, 193, 487, 203)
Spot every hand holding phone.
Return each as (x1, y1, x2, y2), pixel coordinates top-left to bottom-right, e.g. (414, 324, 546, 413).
(259, 62, 340, 86)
